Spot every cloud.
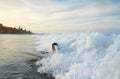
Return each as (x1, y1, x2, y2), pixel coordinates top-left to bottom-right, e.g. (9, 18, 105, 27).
(0, 0, 120, 33)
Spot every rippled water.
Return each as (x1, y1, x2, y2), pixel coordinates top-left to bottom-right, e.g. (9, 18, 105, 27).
(0, 34, 53, 79)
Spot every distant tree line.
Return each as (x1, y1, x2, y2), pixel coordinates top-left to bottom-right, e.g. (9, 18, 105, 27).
(0, 23, 33, 34)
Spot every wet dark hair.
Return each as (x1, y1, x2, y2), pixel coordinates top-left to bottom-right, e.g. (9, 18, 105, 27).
(52, 42, 58, 46)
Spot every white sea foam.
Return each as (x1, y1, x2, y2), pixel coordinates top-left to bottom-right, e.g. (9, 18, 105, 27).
(34, 33, 120, 79)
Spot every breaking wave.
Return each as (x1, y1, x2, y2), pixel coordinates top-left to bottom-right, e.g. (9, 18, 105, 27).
(34, 32, 120, 79)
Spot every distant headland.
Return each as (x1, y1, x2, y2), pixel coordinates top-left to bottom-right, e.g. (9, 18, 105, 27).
(0, 23, 33, 34)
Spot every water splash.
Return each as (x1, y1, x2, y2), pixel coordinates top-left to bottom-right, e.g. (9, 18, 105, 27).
(34, 33, 120, 79)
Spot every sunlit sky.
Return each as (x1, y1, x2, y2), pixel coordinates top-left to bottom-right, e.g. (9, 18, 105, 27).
(0, 0, 120, 33)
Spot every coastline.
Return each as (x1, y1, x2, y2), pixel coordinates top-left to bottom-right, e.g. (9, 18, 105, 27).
(0, 23, 33, 34)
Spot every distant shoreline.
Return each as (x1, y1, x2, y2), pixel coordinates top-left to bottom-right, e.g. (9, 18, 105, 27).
(0, 23, 33, 34)
(0, 33, 34, 34)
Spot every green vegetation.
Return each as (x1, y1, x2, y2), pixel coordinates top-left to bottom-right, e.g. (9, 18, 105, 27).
(0, 23, 33, 34)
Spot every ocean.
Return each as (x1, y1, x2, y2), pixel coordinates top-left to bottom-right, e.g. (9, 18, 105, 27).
(34, 33, 120, 79)
(0, 33, 120, 79)
(0, 34, 53, 79)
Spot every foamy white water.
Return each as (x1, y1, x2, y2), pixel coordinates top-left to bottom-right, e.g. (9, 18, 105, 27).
(34, 33, 120, 79)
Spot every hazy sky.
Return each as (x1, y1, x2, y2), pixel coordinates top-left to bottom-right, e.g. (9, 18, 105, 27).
(0, 0, 120, 33)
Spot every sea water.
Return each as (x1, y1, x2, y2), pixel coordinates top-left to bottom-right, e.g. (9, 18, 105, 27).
(0, 35, 53, 79)
(34, 32, 120, 79)
(1, 33, 120, 79)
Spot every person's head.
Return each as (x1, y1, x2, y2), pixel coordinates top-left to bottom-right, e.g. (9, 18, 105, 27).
(52, 42, 58, 51)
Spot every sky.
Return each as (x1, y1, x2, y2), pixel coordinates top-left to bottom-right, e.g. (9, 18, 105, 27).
(0, 0, 120, 33)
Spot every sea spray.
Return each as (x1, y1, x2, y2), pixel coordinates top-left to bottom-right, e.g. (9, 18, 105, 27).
(34, 33, 120, 79)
